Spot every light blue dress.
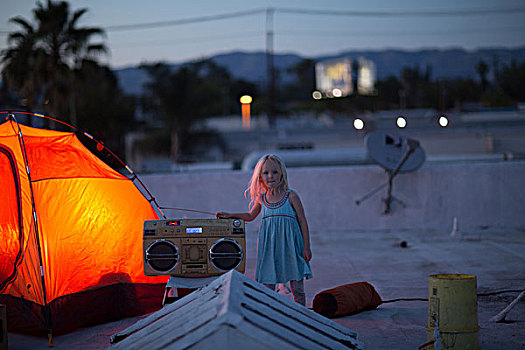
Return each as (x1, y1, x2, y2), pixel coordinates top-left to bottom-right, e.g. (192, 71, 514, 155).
(255, 190, 313, 284)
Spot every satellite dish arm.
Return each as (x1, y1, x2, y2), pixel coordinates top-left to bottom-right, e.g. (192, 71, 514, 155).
(383, 138, 420, 214)
(390, 138, 420, 177)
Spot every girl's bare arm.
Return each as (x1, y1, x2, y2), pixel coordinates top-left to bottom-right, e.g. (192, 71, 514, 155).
(216, 202, 261, 222)
(289, 191, 312, 262)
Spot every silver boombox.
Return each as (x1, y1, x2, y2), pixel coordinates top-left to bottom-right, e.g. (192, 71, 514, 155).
(143, 218, 245, 277)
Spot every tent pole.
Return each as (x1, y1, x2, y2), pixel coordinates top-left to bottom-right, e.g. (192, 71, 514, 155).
(11, 118, 55, 341)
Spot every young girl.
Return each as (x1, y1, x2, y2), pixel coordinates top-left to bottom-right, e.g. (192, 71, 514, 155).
(216, 154, 312, 305)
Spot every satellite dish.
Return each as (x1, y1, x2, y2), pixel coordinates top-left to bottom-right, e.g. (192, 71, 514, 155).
(365, 131, 425, 173)
(358, 131, 426, 214)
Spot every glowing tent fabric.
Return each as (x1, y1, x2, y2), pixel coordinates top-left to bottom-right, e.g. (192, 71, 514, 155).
(0, 119, 168, 335)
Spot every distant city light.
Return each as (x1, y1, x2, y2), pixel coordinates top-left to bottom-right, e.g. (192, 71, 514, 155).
(396, 116, 407, 128)
(312, 91, 322, 100)
(240, 95, 252, 104)
(332, 88, 343, 97)
(438, 115, 449, 127)
(353, 118, 365, 130)
(240, 95, 252, 130)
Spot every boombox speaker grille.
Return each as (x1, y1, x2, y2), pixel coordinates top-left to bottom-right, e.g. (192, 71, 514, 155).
(209, 238, 243, 271)
(146, 239, 179, 273)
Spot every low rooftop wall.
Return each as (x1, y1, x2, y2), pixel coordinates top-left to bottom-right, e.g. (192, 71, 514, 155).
(140, 161, 525, 233)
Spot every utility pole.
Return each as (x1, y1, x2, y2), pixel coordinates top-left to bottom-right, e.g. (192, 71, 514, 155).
(266, 8, 276, 128)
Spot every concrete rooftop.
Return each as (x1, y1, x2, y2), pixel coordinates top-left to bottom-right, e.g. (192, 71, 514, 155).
(8, 225, 525, 349)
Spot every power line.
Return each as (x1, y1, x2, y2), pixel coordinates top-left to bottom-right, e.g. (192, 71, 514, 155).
(2, 6, 524, 35)
(276, 6, 525, 17)
(105, 8, 266, 32)
(104, 6, 525, 32)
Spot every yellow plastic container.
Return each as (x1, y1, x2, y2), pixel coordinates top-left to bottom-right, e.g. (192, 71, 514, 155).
(426, 274, 480, 350)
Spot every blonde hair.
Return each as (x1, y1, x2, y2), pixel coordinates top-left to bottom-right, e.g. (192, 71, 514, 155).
(245, 154, 289, 208)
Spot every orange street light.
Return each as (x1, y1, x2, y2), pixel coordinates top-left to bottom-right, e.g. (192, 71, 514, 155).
(240, 95, 252, 130)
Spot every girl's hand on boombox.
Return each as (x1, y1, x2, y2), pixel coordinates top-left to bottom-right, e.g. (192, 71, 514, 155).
(216, 212, 229, 219)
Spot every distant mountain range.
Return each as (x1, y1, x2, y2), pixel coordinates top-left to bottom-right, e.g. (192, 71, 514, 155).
(114, 47, 525, 96)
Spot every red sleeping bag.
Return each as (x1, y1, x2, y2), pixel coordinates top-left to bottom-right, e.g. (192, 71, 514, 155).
(313, 282, 382, 318)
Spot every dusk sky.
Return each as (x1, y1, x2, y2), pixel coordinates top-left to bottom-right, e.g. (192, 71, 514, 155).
(1, 0, 525, 69)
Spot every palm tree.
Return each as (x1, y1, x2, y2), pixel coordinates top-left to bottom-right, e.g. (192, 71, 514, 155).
(476, 60, 489, 93)
(1, 17, 46, 122)
(1, 0, 107, 122)
(33, 0, 107, 120)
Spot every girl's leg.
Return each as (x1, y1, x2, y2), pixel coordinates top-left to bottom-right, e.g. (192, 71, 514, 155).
(263, 283, 276, 291)
(290, 279, 306, 306)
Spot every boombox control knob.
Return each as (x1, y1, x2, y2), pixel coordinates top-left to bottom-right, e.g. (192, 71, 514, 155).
(233, 219, 241, 227)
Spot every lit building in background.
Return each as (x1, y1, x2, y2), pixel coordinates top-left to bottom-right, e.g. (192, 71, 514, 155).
(315, 58, 353, 98)
(314, 57, 376, 99)
(356, 57, 377, 96)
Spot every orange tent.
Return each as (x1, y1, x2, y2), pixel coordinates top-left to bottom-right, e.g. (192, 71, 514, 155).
(0, 117, 168, 336)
